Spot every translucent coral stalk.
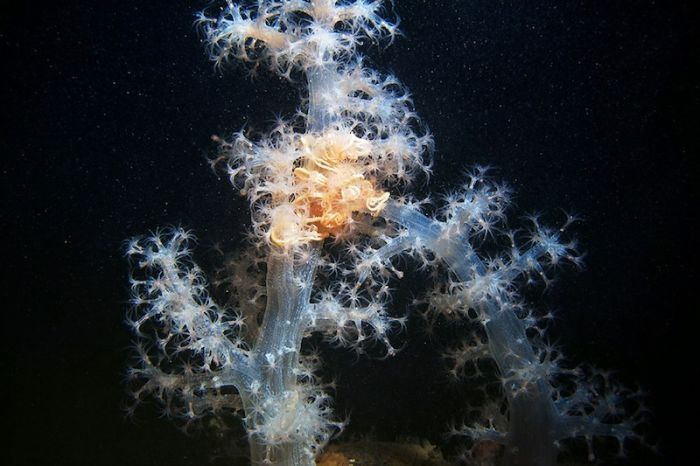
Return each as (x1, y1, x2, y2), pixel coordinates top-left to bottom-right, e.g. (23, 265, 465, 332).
(380, 180, 645, 464)
(126, 1, 420, 464)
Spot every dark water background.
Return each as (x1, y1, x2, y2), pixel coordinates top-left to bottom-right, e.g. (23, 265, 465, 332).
(3, 1, 695, 464)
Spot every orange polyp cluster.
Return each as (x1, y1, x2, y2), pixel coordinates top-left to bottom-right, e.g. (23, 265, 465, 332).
(269, 129, 389, 247)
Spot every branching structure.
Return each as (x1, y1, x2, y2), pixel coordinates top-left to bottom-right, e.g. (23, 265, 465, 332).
(124, 1, 646, 465)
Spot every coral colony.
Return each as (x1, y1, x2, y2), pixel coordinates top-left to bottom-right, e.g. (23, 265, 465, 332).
(125, 1, 646, 465)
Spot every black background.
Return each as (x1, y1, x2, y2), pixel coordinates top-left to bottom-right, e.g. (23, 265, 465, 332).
(3, 1, 695, 464)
